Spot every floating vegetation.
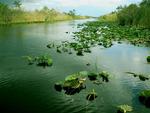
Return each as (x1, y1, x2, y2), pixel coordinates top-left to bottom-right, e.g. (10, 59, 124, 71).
(87, 71, 110, 82)
(36, 55, 53, 67)
(54, 71, 87, 95)
(23, 56, 35, 65)
(47, 21, 150, 56)
(117, 105, 133, 113)
(125, 72, 149, 81)
(24, 55, 53, 67)
(54, 82, 63, 92)
(99, 71, 109, 82)
(55, 71, 110, 100)
(88, 72, 98, 81)
(139, 90, 150, 108)
(147, 56, 150, 63)
(86, 89, 98, 101)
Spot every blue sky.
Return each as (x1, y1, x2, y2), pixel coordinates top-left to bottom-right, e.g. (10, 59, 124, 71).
(1, 0, 142, 16)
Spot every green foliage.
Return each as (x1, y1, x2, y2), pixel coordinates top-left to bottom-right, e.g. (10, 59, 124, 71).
(0, 2, 85, 24)
(116, 0, 150, 28)
(140, 90, 150, 97)
(36, 55, 53, 67)
(99, 12, 117, 22)
(0, 3, 12, 24)
(67, 9, 76, 18)
(24, 55, 53, 67)
(139, 90, 150, 108)
(13, 0, 22, 9)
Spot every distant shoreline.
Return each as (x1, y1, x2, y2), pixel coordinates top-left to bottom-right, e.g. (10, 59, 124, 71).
(0, 17, 90, 26)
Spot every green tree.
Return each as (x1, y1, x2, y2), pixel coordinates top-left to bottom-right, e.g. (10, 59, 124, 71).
(68, 9, 76, 18)
(0, 3, 12, 24)
(13, 0, 22, 9)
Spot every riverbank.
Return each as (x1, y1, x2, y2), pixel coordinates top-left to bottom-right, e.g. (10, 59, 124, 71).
(0, 15, 89, 25)
(0, 3, 89, 25)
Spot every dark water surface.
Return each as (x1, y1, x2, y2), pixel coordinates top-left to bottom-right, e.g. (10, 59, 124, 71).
(0, 19, 150, 113)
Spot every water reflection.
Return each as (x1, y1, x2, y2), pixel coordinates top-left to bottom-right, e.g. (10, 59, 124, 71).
(0, 19, 150, 113)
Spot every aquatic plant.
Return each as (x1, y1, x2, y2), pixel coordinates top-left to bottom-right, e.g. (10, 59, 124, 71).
(24, 55, 53, 67)
(36, 55, 53, 67)
(54, 72, 87, 95)
(117, 105, 133, 113)
(55, 70, 110, 100)
(99, 71, 110, 82)
(147, 56, 150, 63)
(88, 72, 98, 81)
(86, 89, 98, 101)
(47, 20, 150, 58)
(23, 56, 35, 65)
(139, 90, 150, 108)
(63, 78, 86, 95)
(76, 49, 83, 56)
(54, 82, 63, 92)
(47, 43, 54, 48)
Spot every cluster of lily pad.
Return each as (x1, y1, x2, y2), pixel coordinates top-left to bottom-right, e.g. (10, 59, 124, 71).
(139, 90, 150, 108)
(54, 71, 110, 101)
(23, 55, 53, 67)
(47, 21, 150, 56)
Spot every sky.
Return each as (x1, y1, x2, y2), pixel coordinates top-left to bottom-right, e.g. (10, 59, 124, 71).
(0, 0, 142, 16)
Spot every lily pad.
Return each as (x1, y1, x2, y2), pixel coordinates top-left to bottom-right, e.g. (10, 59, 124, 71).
(36, 55, 53, 67)
(88, 72, 98, 81)
(23, 56, 35, 65)
(117, 105, 133, 113)
(139, 90, 150, 108)
(99, 71, 110, 82)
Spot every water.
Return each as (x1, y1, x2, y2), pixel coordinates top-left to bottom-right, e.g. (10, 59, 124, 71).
(0, 19, 150, 113)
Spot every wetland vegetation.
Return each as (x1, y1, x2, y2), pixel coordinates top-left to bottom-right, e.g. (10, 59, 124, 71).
(0, 1, 88, 25)
(0, 0, 150, 113)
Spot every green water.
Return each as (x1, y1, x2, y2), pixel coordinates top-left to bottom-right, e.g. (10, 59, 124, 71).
(0, 20, 150, 113)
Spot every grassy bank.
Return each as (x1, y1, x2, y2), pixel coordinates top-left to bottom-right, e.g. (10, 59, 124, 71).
(98, 12, 117, 22)
(0, 3, 89, 25)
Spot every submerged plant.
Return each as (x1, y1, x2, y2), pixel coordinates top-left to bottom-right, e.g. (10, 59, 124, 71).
(117, 105, 133, 113)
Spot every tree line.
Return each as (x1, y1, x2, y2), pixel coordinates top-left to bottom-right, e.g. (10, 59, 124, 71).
(117, 0, 150, 28)
(99, 0, 150, 28)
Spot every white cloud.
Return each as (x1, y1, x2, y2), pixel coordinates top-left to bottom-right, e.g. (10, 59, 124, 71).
(51, 0, 129, 8)
(21, 0, 142, 16)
